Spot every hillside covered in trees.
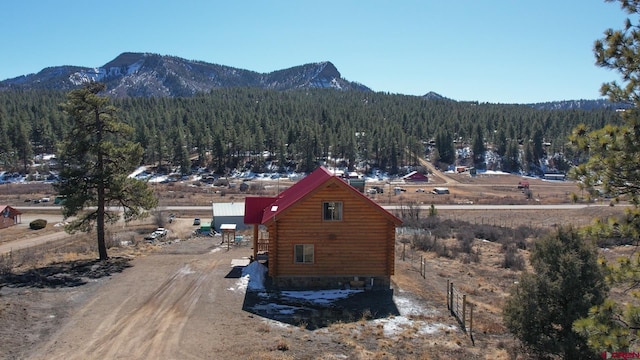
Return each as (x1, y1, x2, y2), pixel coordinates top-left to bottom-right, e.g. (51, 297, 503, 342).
(0, 87, 622, 177)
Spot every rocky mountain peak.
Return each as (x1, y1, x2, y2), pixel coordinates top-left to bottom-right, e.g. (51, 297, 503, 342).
(0, 53, 371, 97)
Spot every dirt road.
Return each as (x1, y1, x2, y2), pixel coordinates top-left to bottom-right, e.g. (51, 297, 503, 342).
(26, 240, 269, 360)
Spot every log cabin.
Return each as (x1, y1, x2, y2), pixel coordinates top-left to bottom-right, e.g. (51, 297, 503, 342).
(244, 166, 403, 290)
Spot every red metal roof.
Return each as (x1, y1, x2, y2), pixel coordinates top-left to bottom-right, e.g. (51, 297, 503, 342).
(403, 171, 429, 182)
(0, 205, 21, 216)
(244, 196, 277, 224)
(243, 167, 402, 225)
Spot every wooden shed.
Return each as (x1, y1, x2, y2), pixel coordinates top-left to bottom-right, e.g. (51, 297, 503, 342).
(244, 166, 403, 290)
(0, 205, 22, 229)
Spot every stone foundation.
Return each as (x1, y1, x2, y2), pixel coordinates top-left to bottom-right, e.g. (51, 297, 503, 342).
(272, 275, 390, 291)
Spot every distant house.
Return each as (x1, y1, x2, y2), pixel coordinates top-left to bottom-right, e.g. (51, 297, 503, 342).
(402, 171, 429, 182)
(211, 202, 246, 232)
(244, 166, 403, 290)
(0, 205, 22, 229)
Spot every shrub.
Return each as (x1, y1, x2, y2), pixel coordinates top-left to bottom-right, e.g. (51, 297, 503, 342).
(29, 219, 47, 230)
(412, 233, 434, 251)
(473, 224, 502, 242)
(412, 233, 451, 258)
(504, 226, 607, 359)
(0, 253, 13, 274)
(456, 231, 474, 254)
(276, 339, 289, 351)
(502, 244, 525, 271)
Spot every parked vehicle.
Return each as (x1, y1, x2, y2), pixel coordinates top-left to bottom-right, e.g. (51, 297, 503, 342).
(432, 187, 450, 194)
(394, 187, 406, 194)
(193, 218, 201, 225)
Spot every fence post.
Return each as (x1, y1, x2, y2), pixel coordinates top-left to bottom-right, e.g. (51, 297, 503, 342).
(462, 294, 467, 331)
(470, 302, 475, 346)
(449, 282, 454, 315)
(446, 280, 450, 311)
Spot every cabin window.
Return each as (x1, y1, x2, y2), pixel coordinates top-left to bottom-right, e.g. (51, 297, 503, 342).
(294, 244, 314, 264)
(323, 201, 343, 221)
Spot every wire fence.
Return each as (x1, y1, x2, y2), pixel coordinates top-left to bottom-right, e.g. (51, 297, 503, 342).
(399, 243, 475, 345)
(447, 280, 474, 345)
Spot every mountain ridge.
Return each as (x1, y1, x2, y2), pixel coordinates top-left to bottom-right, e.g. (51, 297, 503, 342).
(0, 52, 370, 97)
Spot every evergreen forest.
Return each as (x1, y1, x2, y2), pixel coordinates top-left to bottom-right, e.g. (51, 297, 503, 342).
(0, 87, 623, 177)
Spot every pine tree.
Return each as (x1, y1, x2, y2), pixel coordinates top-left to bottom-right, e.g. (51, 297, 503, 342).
(570, 0, 640, 351)
(55, 82, 157, 260)
(504, 227, 607, 359)
(472, 124, 485, 169)
(13, 119, 32, 174)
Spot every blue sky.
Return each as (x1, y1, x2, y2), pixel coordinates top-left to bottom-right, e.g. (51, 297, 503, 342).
(0, 1, 629, 103)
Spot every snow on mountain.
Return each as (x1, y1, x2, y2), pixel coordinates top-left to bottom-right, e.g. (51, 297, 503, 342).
(0, 53, 371, 97)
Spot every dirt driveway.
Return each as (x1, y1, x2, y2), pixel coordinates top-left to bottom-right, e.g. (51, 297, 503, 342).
(20, 240, 280, 360)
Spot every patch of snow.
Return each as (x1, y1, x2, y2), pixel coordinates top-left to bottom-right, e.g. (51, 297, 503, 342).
(280, 289, 363, 305)
(178, 265, 195, 276)
(478, 170, 510, 175)
(127, 59, 144, 75)
(394, 295, 435, 317)
(252, 303, 302, 315)
(148, 175, 169, 183)
(68, 68, 106, 85)
(231, 258, 250, 267)
(128, 166, 147, 178)
(241, 261, 267, 291)
(372, 316, 455, 338)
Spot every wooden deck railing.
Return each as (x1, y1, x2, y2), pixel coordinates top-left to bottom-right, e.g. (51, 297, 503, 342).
(257, 238, 269, 253)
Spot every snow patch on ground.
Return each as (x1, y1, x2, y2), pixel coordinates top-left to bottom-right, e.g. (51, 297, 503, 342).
(178, 265, 194, 276)
(395, 295, 436, 317)
(280, 289, 362, 305)
(372, 315, 454, 337)
(372, 295, 456, 338)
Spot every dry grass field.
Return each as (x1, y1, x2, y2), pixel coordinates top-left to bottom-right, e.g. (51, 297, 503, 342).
(0, 173, 632, 359)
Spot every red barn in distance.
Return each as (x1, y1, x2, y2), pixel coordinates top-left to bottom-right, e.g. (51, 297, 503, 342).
(0, 205, 22, 229)
(402, 171, 429, 182)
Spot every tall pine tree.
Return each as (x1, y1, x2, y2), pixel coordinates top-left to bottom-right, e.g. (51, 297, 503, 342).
(55, 82, 157, 260)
